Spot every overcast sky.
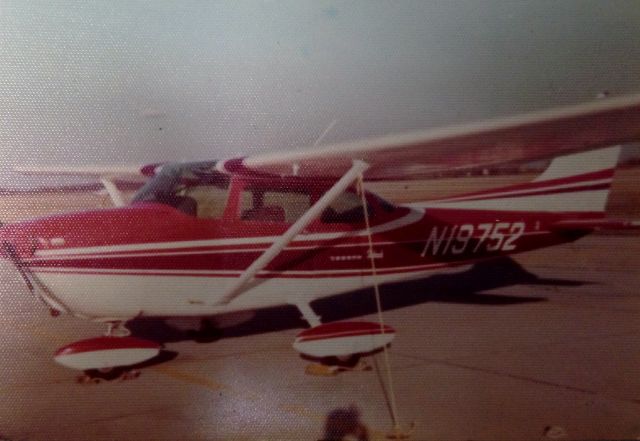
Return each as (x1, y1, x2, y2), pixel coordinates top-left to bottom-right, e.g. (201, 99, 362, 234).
(0, 0, 639, 185)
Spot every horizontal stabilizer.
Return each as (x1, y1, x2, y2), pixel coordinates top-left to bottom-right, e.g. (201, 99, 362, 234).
(15, 165, 145, 177)
(551, 218, 640, 231)
(12, 164, 162, 207)
(13, 163, 164, 178)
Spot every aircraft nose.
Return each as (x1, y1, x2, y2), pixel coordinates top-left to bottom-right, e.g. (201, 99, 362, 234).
(0, 225, 12, 257)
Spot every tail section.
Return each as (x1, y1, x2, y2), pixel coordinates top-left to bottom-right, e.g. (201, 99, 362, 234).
(410, 146, 621, 214)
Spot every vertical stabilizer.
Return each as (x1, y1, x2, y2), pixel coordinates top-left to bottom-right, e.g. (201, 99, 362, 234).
(534, 146, 621, 182)
(409, 146, 621, 213)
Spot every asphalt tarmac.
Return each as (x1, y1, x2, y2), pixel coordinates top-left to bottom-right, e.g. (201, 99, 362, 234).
(0, 234, 639, 441)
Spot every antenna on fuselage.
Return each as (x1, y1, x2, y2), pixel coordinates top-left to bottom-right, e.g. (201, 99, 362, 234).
(313, 119, 337, 148)
(291, 119, 338, 176)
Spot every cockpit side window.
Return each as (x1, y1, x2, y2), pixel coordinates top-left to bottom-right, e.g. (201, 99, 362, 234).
(239, 188, 311, 223)
(371, 193, 396, 213)
(131, 161, 230, 218)
(320, 191, 372, 224)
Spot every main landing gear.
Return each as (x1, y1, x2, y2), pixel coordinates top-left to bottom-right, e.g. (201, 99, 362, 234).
(290, 301, 394, 376)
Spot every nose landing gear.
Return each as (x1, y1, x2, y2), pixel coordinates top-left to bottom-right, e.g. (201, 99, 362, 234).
(76, 367, 142, 384)
(304, 354, 372, 376)
(54, 320, 161, 384)
(73, 320, 144, 384)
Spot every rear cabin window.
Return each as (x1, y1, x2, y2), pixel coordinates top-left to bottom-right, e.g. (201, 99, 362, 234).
(239, 189, 311, 223)
(182, 184, 230, 219)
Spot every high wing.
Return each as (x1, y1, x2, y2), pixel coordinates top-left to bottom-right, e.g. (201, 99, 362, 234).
(217, 94, 640, 180)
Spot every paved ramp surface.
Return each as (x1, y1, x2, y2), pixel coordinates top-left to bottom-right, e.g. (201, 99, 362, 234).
(0, 235, 639, 440)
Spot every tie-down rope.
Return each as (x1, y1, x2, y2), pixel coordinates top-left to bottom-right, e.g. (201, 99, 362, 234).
(357, 174, 404, 436)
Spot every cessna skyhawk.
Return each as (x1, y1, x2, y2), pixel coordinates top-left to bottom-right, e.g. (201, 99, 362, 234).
(3, 94, 640, 379)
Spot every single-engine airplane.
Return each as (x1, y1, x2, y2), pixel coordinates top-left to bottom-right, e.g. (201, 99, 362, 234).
(4, 94, 640, 379)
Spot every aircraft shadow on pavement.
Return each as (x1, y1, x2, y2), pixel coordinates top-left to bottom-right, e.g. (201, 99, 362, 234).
(128, 256, 585, 345)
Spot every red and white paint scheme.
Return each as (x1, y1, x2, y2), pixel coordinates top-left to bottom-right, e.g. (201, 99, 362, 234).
(54, 337, 161, 370)
(3, 94, 640, 372)
(294, 322, 395, 358)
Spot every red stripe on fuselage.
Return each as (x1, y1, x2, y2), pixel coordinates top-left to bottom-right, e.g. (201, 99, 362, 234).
(22, 208, 595, 279)
(429, 168, 613, 203)
(432, 182, 610, 203)
(31, 259, 478, 278)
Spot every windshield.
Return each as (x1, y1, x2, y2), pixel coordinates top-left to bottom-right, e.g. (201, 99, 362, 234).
(132, 161, 229, 217)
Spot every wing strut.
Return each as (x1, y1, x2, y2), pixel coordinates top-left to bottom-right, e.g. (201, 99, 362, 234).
(215, 160, 370, 305)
